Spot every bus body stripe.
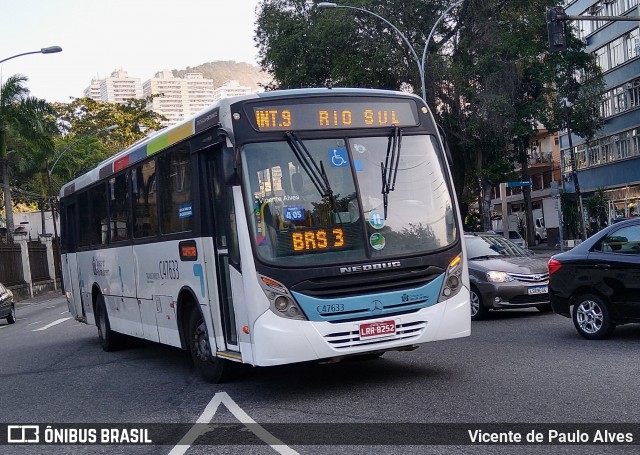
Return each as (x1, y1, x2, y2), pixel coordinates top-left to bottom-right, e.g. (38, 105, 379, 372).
(147, 135, 169, 155)
(113, 155, 130, 172)
(168, 121, 194, 145)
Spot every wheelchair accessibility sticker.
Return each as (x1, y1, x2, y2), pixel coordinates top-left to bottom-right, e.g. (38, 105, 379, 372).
(329, 147, 349, 167)
(369, 210, 385, 229)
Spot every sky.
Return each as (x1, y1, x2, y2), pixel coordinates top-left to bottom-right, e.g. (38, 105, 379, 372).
(0, 0, 262, 103)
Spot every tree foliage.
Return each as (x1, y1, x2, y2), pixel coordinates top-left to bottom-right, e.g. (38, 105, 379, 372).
(1, 74, 57, 239)
(53, 97, 165, 155)
(256, 0, 453, 93)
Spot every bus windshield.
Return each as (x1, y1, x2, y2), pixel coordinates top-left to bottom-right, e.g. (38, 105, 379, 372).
(241, 134, 457, 266)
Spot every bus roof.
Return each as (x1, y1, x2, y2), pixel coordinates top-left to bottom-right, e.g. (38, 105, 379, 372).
(59, 87, 422, 197)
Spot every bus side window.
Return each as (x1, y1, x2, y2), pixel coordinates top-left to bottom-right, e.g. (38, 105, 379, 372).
(89, 183, 108, 246)
(78, 191, 91, 247)
(158, 145, 192, 234)
(132, 160, 158, 238)
(109, 172, 130, 242)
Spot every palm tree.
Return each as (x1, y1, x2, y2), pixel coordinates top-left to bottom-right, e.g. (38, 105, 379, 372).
(0, 74, 55, 242)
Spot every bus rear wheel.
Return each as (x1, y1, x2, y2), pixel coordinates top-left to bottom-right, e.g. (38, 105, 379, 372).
(96, 295, 121, 352)
(188, 310, 234, 383)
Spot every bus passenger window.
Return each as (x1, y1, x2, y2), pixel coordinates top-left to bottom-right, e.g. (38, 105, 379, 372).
(109, 173, 130, 242)
(78, 191, 91, 247)
(89, 183, 108, 245)
(159, 146, 192, 234)
(132, 160, 158, 238)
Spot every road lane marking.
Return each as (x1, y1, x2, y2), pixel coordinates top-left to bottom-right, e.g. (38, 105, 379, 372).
(46, 305, 57, 309)
(32, 317, 72, 331)
(59, 310, 70, 315)
(28, 321, 43, 326)
(0, 325, 7, 329)
(169, 392, 299, 455)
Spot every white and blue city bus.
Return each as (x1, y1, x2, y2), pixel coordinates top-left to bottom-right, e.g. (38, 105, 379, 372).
(60, 88, 470, 382)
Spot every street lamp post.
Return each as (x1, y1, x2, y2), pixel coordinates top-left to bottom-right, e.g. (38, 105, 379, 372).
(317, 1, 464, 101)
(0, 46, 62, 64)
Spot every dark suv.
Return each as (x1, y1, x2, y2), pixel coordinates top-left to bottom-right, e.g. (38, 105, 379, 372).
(549, 218, 640, 339)
(0, 282, 16, 325)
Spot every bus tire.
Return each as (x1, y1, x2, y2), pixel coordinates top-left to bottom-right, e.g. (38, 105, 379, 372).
(188, 309, 234, 383)
(96, 295, 121, 352)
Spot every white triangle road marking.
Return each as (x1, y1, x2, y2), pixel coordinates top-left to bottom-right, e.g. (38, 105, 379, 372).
(169, 392, 299, 455)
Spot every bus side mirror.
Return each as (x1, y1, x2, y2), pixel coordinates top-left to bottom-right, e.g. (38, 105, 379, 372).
(222, 147, 241, 185)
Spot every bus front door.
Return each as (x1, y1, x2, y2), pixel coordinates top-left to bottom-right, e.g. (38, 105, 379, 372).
(205, 149, 242, 352)
(62, 201, 85, 321)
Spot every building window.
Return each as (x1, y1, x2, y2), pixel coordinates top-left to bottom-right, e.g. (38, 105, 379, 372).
(587, 142, 601, 166)
(575, 144, 587, 169)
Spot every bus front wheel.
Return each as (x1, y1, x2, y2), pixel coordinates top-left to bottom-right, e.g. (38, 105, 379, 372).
(188, 310, 234, 383)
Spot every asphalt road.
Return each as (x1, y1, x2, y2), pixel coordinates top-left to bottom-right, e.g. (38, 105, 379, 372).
(1, 293, 639, 455)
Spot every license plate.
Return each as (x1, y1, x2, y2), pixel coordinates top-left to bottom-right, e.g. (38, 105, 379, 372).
(527, 285, 548, 295)
(359, 320, 396, 339)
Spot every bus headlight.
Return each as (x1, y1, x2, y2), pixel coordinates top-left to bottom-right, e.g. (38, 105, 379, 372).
(274, 296, 289, 311)
(258, 274, 307, 321)
(438, 253, 464, 302)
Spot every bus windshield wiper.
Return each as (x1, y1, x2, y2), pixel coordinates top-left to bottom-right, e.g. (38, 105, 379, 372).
(286, 132, 334, 202)
(381, 126, 402, 218)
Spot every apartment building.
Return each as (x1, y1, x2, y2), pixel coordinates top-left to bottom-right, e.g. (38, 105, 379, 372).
(563, 0, 640, 220)
(213, 80, 253, 101)
(83, 78, 101, 100)
(143, 70, 215, 127)
(86, 69, 143, 104)
(84, 71, 254, 127)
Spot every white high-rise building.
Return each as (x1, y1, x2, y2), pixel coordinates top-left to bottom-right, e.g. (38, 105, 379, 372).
(185, 72, 215, 115)
(83, 78, 101, 100)
(83, 69, 143, 104)
(143, 70, 214, 127)
(213, 80, 253, 101)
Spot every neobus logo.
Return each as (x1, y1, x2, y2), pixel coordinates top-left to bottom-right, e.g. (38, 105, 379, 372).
(339, 261, 401, 274)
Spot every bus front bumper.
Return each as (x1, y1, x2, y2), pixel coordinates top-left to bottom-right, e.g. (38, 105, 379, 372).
(251, 288, 470, 366)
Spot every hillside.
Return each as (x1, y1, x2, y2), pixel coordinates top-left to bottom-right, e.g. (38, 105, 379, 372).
(172, 61, 271, 91)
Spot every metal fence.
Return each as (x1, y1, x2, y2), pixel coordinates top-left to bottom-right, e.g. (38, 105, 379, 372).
(28, 241, 50, 282)
(0, 245, 24, 286)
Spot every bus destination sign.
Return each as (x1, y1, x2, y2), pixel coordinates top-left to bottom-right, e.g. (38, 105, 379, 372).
(250, 99, 420, 131)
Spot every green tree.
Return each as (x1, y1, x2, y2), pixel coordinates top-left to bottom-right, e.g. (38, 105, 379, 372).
(0, 75, 56, 241)
(585, 187, 609, 235)
(256, 0, 453, 94)
(53, 96, 165, 156)
(437, 0, 603, 233)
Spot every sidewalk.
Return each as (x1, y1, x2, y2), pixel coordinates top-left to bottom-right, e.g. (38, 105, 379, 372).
(528, 242, 568, 259)
(16, 290, 67, 307)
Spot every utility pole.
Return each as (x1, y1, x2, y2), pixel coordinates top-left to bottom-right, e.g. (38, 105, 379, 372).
(563, 100, 587, 241)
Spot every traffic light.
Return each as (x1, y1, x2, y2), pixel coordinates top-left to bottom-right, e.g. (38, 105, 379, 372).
(547, 6, 567, 52)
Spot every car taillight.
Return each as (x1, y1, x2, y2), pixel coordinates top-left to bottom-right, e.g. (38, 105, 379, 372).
(548, 258, 562, 275)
